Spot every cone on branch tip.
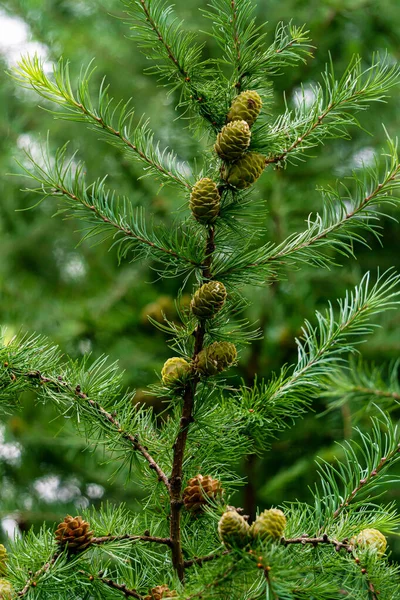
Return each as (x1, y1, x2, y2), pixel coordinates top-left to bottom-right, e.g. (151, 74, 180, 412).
(161, 357, 191, 387)
(195, 341, 237, 376)
(218, 509, 250, 548)
(352, 528, 387, 556)
(0, 579, 13, 600)
(190, 178, 220, 224)
(227, 90, 262, 127)
(214, 120, 251, 162)
(183, 474, 223, 513)
(55, 515, 93, 553)
(0, 546, 7, 577)
(250, 508, 287, 541)
(191, 281, 227, 319)
(144, 585, 178, 600)
(223, 152, 266, 189)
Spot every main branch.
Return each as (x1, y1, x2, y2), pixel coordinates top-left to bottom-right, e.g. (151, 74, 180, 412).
(169, 226, 216, 581)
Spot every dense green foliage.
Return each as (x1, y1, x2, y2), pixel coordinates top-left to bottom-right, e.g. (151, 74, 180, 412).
(1, 0, 400, 598)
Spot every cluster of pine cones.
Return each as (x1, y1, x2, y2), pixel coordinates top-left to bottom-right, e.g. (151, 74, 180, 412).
(160, 280, 237, 388)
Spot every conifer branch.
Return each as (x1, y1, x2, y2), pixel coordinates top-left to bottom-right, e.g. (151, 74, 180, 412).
(92, 534, 172, 546)
(313, 413, 400, 521)
(0, 338, 170, 490)
(17, 557, 58, 598)
(216, 136, 400, 281)
(97, 574, 144, 599)
(183, 550, 230, 568)
(16, 143, 201, 275)
(12, 56, 192, 189)
(264, 54, 400, 163)
(321, 358, 400, 412)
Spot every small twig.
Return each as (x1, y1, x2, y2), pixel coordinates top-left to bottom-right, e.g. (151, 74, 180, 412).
(17, 554, 59, 597)
(92, 534, 172, 546)
(332, 443, 400, 519)
(183, 549, 230, 568)
(98, 575, 144, 599)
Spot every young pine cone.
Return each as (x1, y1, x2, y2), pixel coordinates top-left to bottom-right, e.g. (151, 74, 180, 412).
(227, 90, 262, 127)
(191, 281, 227, 319)
(55, 515, 93, 553)
(351, 528, 387, 557)
(0, 578, 13, 600)
(214, 120, 251, 162)
(218, 510, 250, 549)
(249, 508, 286, 541)
(0, 545, 7, 577)
(144, 585, 178, 600)
(189, 178, 220, 224)
(161, 357, 191, 387)
(195, 341, 237, 376)
(223, 152, 266, 189)
(183, 474, 222, 513)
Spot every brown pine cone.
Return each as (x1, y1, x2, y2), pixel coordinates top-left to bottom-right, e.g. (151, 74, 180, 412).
(55, 515, 93, 553)
(144, 585, 178, 600)
(183, 474, 222, 513)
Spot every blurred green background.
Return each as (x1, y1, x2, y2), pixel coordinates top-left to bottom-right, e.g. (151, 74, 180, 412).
(1, 0, 400, 553)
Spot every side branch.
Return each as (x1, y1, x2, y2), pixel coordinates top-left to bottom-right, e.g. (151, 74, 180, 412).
(332, 443, 400, 519)
(97, 574, 144, 599)
(92, 534, 171, 546)
(184, 550, 229, 568)
(5, 367, 170, 491)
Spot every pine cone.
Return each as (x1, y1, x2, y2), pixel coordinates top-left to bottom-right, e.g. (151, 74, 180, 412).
(0, 546, 7, 577)
(214, 120, 251, 162)
(223, 152, 265, 189)
(250, 508, 286, 541)
(190, 178, 220, 224)
(144, 585, 178, 600)
(183, 474, 222, 513)
(352, 528, 387, 556)
(227, 90, 262, 127)
(161, 357, 191, 387)
(195, 341, 237, 376)
(218, 510, 250, 548)
(191, 281, 227, 319)
(0, 579, 13, 600)
(55, 515, 93, 553)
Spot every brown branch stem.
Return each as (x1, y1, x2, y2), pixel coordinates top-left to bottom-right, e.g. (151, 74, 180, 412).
(97, 574, 144, 599)
(169, 225, 216, 582)
(52, 184, 197, 267)
(13, 368, 171, 491)
(17, 555, 58, 597)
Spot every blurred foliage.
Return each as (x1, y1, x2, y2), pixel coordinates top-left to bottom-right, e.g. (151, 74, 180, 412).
(1, 0, 400, 557)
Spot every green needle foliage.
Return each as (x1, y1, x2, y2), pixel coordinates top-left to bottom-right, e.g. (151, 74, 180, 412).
(2, 0, 400, 598)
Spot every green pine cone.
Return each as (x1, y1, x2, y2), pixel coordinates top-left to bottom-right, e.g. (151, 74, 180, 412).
(223, 152, 266, 189)
(352, 528, 387, 556)
(195, 341, 237, 376)
(191, 281, 227, 319)
(189, 178, 220, 224)
(0, 546, 7, 577)
(227, 90, 262, 127)
(0, 579, 13, 599)
(218, 510, 250, 548)
(161, 357, 191, 387)
(214, 120, 251, 162)
(250, 509, 287, 541)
